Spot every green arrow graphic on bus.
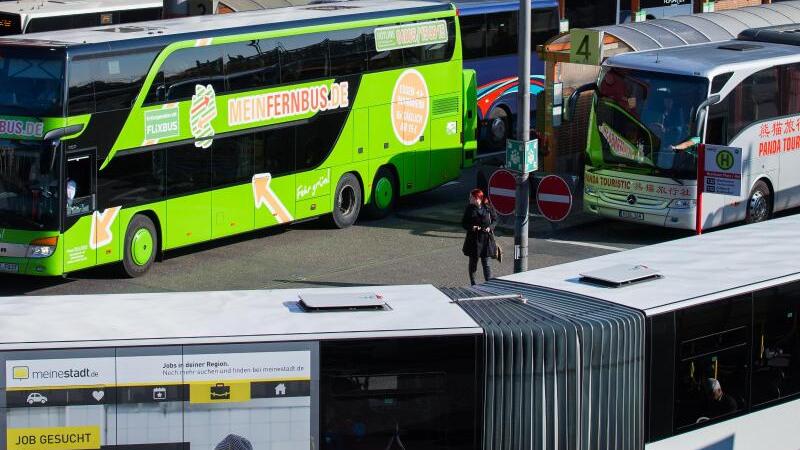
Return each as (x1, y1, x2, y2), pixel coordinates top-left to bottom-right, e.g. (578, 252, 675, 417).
(190, 84, 218, 149)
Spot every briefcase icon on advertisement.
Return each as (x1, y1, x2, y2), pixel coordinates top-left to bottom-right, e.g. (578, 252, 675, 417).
(209, 383, 231, 400)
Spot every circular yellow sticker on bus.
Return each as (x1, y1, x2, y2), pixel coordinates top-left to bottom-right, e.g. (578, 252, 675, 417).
(391, 69, 429, 146)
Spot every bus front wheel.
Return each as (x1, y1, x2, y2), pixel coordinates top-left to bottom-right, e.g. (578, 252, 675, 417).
(330, 173, 362, 229)
(746, 180, 772, 224)
(488, 107, 510, 148)
(122, 214, 158, 277)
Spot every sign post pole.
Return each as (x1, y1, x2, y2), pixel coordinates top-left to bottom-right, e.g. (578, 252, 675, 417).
(696, 144, 705, 235)
(514, 0, 532, 273)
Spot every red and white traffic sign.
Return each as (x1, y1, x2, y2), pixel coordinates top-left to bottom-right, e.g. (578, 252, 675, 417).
(488, 169, 516, 216)
(537, 175, 572, 222)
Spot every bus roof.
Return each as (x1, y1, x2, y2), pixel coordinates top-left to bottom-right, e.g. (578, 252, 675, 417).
(0, 0, 451, 46)
(604, 39, 800, 79)
(0, 0, 162, 18)
(0, 285, 482, 351)
(452, 0, 558, 15)
(499, 215, 800, 315)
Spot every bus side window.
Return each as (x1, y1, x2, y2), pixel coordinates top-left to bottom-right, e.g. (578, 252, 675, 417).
(486, 11, 518, 57)
(157, 46, 225, 102)
(65, 152, 96, 217)
(674, 294, 751, 430)
(224, 40, 281, 93)
(68, 59, 97, 116)
(279, 33, 329, 84)
(327, 29, 368, 77)
(780, 63, 800, 116)
(94, 50, 160, 111)
(459, 14, 486, 60)
(531, 7, 559, 47)
(752, 281, 800, 406)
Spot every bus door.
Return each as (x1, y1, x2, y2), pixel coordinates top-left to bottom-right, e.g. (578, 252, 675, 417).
(62, 148, 101, 272)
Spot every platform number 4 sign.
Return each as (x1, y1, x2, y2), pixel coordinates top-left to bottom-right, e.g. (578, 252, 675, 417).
(570, 29, 604, 66)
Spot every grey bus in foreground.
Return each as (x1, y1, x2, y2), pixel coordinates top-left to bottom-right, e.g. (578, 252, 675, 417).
(1, 215, 799, 449)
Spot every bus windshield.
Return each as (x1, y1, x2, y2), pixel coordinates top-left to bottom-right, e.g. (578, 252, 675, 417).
(0, 46, 65, 117)
(0, 139, 61, 230)
(592, 68, 708, 180)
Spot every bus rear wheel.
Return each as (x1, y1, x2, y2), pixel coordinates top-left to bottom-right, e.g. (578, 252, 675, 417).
(366, 167, 397, 219)
(330, 173, 362, 229)
(122, 214, 157, 277)
(746, 180, 772, 224)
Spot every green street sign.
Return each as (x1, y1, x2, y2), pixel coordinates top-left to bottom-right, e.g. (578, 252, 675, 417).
(569, 29, 604, 66)
(506, 139, 538, 174)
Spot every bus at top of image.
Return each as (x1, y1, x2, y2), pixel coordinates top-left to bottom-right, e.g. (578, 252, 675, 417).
(0, 0, 478, 277)
(455, 0, 559, 150)
(580, 25, 800, 230)
(0, 0, 163, 36)
(2, 214, 800, 450)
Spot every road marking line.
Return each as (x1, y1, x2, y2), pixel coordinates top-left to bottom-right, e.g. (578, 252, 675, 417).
(538, 193, 571, 203)
(546, 239, 626, 252)
(490, 187, 515, 197)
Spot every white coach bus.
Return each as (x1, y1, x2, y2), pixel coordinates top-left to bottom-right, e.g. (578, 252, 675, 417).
(577, 25, 800, 230)
(1, 216, 799, 449)
(0, 0, 162, 36)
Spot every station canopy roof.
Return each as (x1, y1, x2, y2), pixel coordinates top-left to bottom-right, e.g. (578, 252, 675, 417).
(544, 0, 800, 61)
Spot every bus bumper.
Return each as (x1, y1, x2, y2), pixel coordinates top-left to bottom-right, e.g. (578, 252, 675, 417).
(584, 195, 696, 230)
(0, 235, 64, 276)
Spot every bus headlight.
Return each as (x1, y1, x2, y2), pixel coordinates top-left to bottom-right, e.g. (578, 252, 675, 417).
(27, 237, 58, 258)
(668, 199, 696, 209)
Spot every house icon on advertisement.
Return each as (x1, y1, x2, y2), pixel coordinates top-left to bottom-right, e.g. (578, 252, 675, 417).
(275, 383, 286, 396)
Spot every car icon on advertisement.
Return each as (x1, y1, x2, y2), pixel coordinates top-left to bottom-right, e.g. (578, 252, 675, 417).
(26, 393, 47, 405)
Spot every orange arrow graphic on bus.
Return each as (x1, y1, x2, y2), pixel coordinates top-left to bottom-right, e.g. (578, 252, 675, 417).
(252, 173, 293, 224)
(90, 206, 121, 250)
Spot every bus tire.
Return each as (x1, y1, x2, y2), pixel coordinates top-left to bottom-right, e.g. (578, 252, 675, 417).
(746, 180, 772, 224)
(366, 167, 397, 219)
(330, 173, 362, 229)
(488, 106, 509, 148)
(122, 214, 157, 278)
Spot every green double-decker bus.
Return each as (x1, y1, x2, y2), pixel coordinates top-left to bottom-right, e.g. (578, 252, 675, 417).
(0, 0, 477, 277)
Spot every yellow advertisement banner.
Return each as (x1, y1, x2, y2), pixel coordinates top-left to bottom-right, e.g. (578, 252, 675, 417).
(189, 381, 251, 404)
(8, 426, 100, 450)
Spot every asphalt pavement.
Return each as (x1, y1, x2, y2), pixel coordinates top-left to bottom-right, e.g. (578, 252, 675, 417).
(0, 167, 694, 297)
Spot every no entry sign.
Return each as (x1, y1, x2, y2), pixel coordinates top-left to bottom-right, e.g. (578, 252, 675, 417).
(537, 175, 572, 222)
(488, 169, 516, 216)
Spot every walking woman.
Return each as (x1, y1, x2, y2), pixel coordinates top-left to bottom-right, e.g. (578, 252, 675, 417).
(462, 188, 497, 285)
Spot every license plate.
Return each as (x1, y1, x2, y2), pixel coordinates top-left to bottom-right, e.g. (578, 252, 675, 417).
(0, 262, 18, 273)
(619, 210, 644, 221)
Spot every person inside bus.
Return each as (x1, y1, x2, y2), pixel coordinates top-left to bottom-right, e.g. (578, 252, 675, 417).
(461, 189, 497, 286)
(698, 377, 738, 422)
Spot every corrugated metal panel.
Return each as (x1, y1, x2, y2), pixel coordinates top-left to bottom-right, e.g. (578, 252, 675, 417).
(666, 15, 735, 42)
(714, 9, 773, 28)
(644, 19, 710, 45)
(442, 281, 645, 450)
(764, 1, 800, 23)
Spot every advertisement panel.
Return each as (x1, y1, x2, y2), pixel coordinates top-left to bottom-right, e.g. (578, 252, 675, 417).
(2, 344, 316, 450)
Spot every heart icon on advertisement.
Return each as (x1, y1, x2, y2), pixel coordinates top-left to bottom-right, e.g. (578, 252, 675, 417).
(92, 390, 104, 402)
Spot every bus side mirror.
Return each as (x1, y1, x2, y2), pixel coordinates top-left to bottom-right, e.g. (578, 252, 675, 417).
(564, 82, 598, 122)
(693, 94, 721, 137)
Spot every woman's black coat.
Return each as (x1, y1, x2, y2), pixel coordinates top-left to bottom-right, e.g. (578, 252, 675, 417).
(462, 203, 498, 258)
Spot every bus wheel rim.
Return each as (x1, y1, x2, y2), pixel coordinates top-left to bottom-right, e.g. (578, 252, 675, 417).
(338, 185, 355, 216)
(750, 191, 767, 222)
(375, 177, 393, 210)
(131, 228, 154, 266)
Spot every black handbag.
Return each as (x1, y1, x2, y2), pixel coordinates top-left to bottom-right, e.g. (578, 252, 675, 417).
(490, 231, 503, 263)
